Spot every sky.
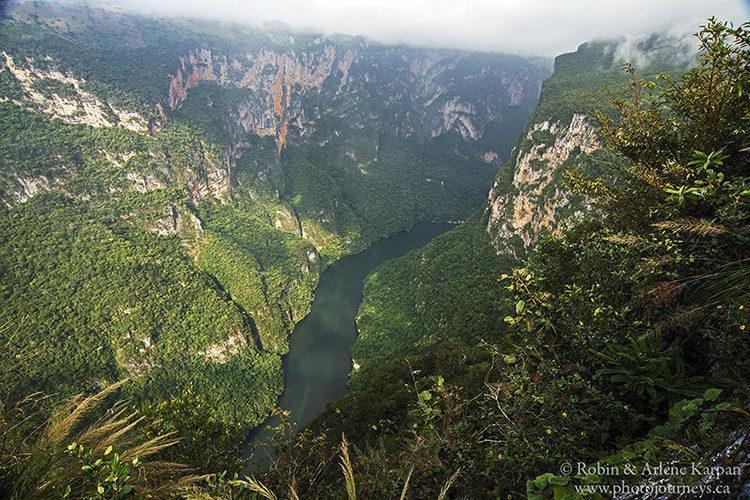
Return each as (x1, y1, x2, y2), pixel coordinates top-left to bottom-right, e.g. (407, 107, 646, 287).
(29, 0, 750, 56)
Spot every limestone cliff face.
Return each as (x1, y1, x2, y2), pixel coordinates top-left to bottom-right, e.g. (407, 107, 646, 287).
(166, 45, 545, 156)
(1, 52, 149, 133)
(0, 16, 548, 247)
(155, 42, 549, 253)
(484, 36, 695, 259)
(169, 46, 337, 153)
(486, 113, 600, 257)
(6, 173, 64, 206)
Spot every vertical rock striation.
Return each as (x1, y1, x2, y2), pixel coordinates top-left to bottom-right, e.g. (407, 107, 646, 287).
(166, 45, 547, 158)
(486, 113, 601, 257)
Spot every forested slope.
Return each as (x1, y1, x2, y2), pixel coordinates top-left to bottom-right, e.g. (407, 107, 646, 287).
(350, 211, 514, 386)
(0, 13, 747, 499)
(352, 32, 698, 379)
(0, 1, 546, 427)
(256, 20, 749, 499)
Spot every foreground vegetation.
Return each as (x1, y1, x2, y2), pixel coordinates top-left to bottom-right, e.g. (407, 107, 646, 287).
(1, 15, 747, 500)
(0, 1, 529, 432)
(255, 18, 750, 498)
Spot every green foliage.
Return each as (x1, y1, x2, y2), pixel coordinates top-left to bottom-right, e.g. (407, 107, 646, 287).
(254, 19, 750, 498)
(0, 64, 26, 100)
(5, 4, 748, 497)
(307, 342, 492, 449)
(0, 86, 305, 428)
(196, 202, 320, 354)
(560, 20, 750, 377)
(136, 386, 246, 475)
(0, 101, 139, 196)
(168, 83, 251, 148)
(341, 133, 497, 240)
(0, 194, 283, 426)
(592, 337, 690, 410)
(526, 473, 603, 500)
(0, 382, 198, 499)
(279, 130, 500, 264)
(498, 16, 750, 494)
(129, 351, 283, 428)
(258, 339, 640, 498)
(0, 4, 537, 438)
(351, 212, 514, 386)
(530, 40, 625, 125)
(0, 7, 276, 113)
(531, 36, 691, 126)
(57, 443, 140, 499)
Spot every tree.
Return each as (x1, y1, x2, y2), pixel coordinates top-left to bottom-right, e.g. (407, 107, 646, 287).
(136, 386, 246, 476)
(566, 18, 749, 233)
(506, 18, 749, 410)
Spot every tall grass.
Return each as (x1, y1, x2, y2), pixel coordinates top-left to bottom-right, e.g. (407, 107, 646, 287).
(1, 379, 204, 498)
(339, 434, 356, 500)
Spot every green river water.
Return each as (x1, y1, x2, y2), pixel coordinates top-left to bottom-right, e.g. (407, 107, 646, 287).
(246, 222, 454, 464)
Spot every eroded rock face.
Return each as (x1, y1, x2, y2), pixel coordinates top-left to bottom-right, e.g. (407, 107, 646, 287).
(1, 27, 550, 254)
(4, 173, 71, 206)
(437, 97, 479, 140)
(125, 171, 166, 194)
(1, 29, 548, 212)
(121, 328, 250, 379)
(169, 46, 340, 153)
(482, 36, 696, 260)
(486, 114, 600, 258)
(1, 52, 149, 133)
(156, 43, 549, 245)
(167, 45, 546, 155)
(197, 331, 249, 363)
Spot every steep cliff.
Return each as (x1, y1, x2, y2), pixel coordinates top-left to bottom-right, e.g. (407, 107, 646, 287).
(0, 3, 549, 249)
(485, 112, 602, 257)
(166, 44, 544, 154)
(0, 2, 548, 427)
(160, 42, 548, 261)
(486, 36, 696, 258)
(353, 34, 697, 386)
(1, 51, 149, 132)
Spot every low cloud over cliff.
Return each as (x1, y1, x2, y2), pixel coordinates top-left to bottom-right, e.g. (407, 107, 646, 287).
(74, 0, 749, 56)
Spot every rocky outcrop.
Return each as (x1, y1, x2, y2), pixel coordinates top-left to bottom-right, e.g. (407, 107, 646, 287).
(436, 97, 479, 140)
(484, 36, 696, 259)
(125, 171, 166, 193)
(486, 113, 600, 257)
(156, 42, 549, 254)
(121, 356, 159, 379)
(4, 173, 60, 206)
(166, 45, 547, 157)
(197, 331, 249, 363)
(169, 46, 339, 153)
(191, 160, 231, 203)
(140, 204, 204, 245)
(1, 52, 149, 133)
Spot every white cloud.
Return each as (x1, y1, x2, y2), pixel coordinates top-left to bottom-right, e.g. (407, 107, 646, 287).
(84, 0, 750, 56)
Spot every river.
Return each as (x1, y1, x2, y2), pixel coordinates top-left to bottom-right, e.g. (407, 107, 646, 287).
(245, 222, 454, 465)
